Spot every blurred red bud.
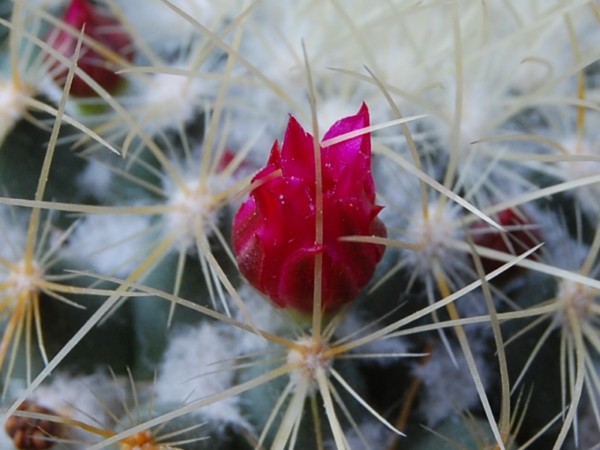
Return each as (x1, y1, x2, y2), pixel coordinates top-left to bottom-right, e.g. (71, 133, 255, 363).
(47, 0, 134, 97)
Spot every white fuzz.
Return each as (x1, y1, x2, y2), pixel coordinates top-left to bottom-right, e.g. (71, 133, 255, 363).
(0, 78, 27, 145)
(336, 313, 410, 367)
(4, 259, 42, 300)
(428, 61, 518, 191)
(404, 201, 465, 278)
(415, 2, 579, 197)
(231, 1, 375, 147)
(155, 321, 247, 426)
(136, 71, 211, 134)
(0, 3, 65, 138)
(327, 418, 392, 450)
(0, 207, 27, 263)
(532, 211, 590, 273)
(116, 0, 242, 52)
(553, 280, 598, 328)
(413, 338, 491, 426)
(67, 214, 153, 277)
(287, 336, 330, 392)
(363, 2, 458, 99)
(317, 98, 363, 134)
(483, 0, 573, 94)
(0, 208, 45, 305)
(76, 159, 114, 200)
(230, 284, 291, 355)
(559, 137, 600, 179)
(29, 372, 126, 427)
(163, 175, 220, 251)
(556, 135, 600, 217)
(0, 79, 23, 122)
(243, 2, 347, 87)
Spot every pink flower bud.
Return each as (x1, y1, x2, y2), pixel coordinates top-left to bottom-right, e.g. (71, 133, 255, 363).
(47, 0, 134, 97)
(232, 103, 386, 313)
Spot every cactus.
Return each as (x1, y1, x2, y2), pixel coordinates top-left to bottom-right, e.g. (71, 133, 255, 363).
(1, 1, 600, 449)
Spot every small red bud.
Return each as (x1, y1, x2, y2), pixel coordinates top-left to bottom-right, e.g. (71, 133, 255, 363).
(470, 208, 540, 276)
(232, 103, 386, 313)
(47, 0, 134, 97)
(217, 149, 256, 176)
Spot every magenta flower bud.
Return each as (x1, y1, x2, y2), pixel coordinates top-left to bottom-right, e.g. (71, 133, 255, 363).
(232, 103, 387, 313)
(47, 0, 134, 97)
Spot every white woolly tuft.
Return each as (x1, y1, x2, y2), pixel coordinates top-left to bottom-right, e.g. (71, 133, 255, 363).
(326, 417, 393, 450)
(66, 214, 153, 277)
(0, 78, 28, 145)
(335, 313, 410, 367)
(556, 134, 600, 218)
(136, 71, 212, 134)
(0, 207, 27, 263)
(115, 0, 243, 52)
(161, 173, 221, 252)
(155, 321, 248, 427)
(230, 284, 291, 355)
(29, 372, 126, 427)
(413, 336, 491, 427)
(76, 159, 114, 200)
(404, 200, 466, 278)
